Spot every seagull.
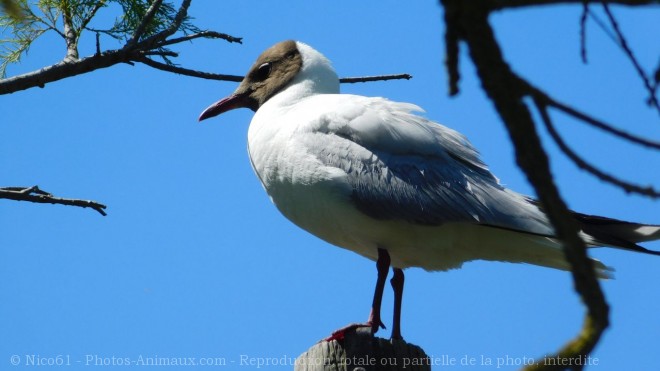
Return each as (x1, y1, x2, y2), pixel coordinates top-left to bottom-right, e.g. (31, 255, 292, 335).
(199, 40, 660, 341)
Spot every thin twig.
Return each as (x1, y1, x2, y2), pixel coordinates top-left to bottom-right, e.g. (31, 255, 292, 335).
(601, 1, 660, 114)
(142, 50, 178, 57)
(28, 5, 67, 40)
(580, 0, 589, 63)
(486, 0, 658, 10)
(168, 0, 192, 36)
(79, 0, 106, 32)
(2, 185, 50, 196)
(125, 0, 163, 48)
(158, 31, 243, 47)
(585, 8, 619, 44)
(339, 74, 412, 84)
(526, 84, 660, 150)
(137, 0, 191, 48)
(0, 186, 107, 216)
(534, 98, 660, 198)
(137, 57, 243, 82)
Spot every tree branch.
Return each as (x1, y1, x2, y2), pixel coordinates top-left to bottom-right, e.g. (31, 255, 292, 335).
(61, 0, 80, 61)
(534, 97, 660, 198)
(601, 2, 660, 114)
(443, 0, 461, 95)
(0, 186, 107, 216)
(0, 48, 135, 94)
(137, 56, 243, 81)
(486, 0, 659, 10)
(157, 30, 243, 47)
(136, 0, 191, 49)
(78, 0, 106, 33)
(526, 83, 660, 150)
(166, 0, 192, 37)
(339, 74, 412, 83)
(142, 50, 178, 58)
(579, 1, 589, 63)
(1, 2, 407, 95)
(125, 0, 163, 49)
(0, 0, 243, 96)
(585, 7, 619, 44)
(139, 55, 412, 84)
(0, 0, 244, 95)
(440, 1, 610, 369)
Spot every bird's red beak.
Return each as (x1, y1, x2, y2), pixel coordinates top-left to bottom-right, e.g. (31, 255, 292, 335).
(198, 93, 250, 121)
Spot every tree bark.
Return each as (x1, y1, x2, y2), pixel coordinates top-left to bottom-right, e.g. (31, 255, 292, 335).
(295, 329, 430, 371)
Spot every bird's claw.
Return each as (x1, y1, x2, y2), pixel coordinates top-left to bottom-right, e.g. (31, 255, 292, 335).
(323, 320, 385, 342)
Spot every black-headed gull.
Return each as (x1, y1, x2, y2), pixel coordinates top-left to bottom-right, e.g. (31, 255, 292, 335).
(199, 40, 660, 340)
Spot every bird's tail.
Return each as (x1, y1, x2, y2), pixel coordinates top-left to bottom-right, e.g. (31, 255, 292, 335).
(575, 212, 660, 255)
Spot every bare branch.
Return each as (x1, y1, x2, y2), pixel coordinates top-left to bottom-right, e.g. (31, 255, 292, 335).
(158, 30, 243, 47)
(579, 1, 589, 63)
(142, 50, 178, 57)
(0, 186, 107, 216)
(534, 98, 660, 198)
(137, 56, 243, 82)
(79, 0, 106, 32)
(339, 74, 412, 84)
(0, 48, 134, 94)
(0, 14, 243, 95)
(443, 2, 461, 95)
(0, 1, 247, 95)
(167, 0, 192, 35)
(601, 2, 660, 114)
(526, 84, 660, 150)
(61, 0, 80, 61)
(137, 57, 411, 85)
(486, 0, 659, 10)
(137, 0, 191, 49)
(125, 0, 164, 49)
(586, 7, 619, 44)
(440, 1, 610, 368)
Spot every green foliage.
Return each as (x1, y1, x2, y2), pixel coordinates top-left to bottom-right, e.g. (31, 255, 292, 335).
(0, 0, 49, 77)
(61, 0, 110, 35)
(99, 0, 201, 65)
(0, 0, 199, 78)
(107, 0, 199, 41)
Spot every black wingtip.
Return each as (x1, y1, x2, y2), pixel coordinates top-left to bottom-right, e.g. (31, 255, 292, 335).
(574, 212, 660, 256)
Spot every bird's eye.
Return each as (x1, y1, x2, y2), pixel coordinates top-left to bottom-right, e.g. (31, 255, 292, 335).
(254, 62, 272, 81)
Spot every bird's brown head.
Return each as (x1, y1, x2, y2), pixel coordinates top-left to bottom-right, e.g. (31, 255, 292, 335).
(198, 40, 303, 121)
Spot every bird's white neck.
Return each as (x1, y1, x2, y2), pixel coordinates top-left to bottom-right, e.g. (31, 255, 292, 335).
(247, 42, 341, 192)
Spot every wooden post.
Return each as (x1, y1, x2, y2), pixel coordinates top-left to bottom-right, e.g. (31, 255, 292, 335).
(294, 328, 430, 371)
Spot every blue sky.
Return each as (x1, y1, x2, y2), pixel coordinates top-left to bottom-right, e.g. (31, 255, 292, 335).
(2, 1, 659, 370)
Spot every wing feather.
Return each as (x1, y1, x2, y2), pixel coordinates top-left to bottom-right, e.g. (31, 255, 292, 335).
(299, 95, 552, 235)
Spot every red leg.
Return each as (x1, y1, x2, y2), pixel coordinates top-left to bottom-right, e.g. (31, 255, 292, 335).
(325, 248, 391, 342)
(368, 248, 390, 333)
(390, 268, 405, 340)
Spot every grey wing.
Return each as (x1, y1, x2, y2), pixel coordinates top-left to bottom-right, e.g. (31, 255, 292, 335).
(353, 152, 501, 225)
(319, 142, 545, 231)
(308, 97, 554, 236)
